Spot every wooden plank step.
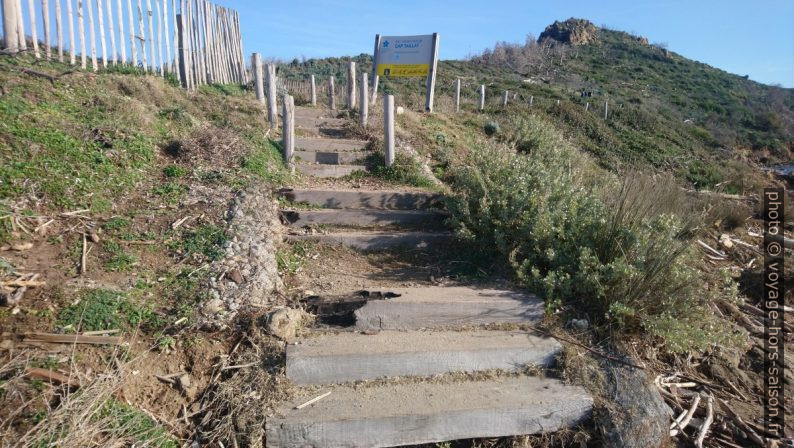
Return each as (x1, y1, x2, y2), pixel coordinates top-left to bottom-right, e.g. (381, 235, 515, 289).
(286, 231, 454, 250)
(295, 164, 367, 178)
(276, 188, 443, 210)
(294, 107, 336, 119)
(280, 209, 447, 229)
(295, 137, 368, 152)
(287, 329, 561, 385)
(293, 150, 366, 165)
(265, 376, 593, 448)
(353, 286, 545, 330)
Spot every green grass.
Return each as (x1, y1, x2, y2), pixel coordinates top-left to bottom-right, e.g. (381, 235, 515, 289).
(103, 241, 137, 272)
(276, 241, 315, 274)
(173, 224, 229, 262)
(97, 400, 179, 448)
(152, 181, 187, 203)
(163, 164, 188, 178)
(57, 289, 161, 332)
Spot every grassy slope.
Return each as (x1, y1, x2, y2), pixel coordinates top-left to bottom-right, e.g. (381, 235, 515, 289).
(0, 55, 286, 241)
(0, 54, 287, 445)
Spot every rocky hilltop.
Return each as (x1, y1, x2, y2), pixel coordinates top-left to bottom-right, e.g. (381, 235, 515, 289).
(538, 18, 598, 45)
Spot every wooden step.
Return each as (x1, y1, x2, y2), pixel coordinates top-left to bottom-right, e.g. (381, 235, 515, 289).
(280, 209, 448, 229)
(295, 164, 367, 178)
(295, 137, 368, 152)
(293, 149, 366, 165)
(265, 376, 593, 448)
(277, 188, 443, 210)
(287, 329, 561, 385)
(286, 230, 454, 250)
(353, 286, 545, 330)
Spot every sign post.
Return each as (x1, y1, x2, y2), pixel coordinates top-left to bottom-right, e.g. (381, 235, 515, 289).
(374, 33, 439, 112)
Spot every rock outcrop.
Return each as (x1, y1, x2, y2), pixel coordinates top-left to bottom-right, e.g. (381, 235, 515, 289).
(539, 18, 598, 45)
(597, 358, 672, 448)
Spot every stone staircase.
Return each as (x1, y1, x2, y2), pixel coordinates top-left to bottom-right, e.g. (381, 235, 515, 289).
(268, 106, 592, 448)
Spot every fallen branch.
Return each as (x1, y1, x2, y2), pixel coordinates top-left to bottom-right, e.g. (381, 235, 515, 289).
(295, 391, 331, 409)
(716, 398, 765, 446)
(670, 394, 701, 436)
(80, 233, 88, 275)
(26, 368, 80, 388)
(0, 62, 77, 84)
(23, 332, 122, 345)
(695, 395, 714, 448)
(697, 239, 727, 258)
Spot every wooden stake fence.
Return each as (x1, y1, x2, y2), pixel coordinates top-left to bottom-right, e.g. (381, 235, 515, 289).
(0, 0, 245, 90)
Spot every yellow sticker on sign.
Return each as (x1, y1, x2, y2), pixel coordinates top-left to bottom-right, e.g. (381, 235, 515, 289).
(377, 64, 430, 77)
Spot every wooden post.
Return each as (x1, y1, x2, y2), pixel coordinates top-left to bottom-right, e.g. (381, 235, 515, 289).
(370, 33, 381, 106)
(585, 102, 589, 111)
(502, 90, 509, 107)
(454, 78, 460, 113)
(384, 94, 395, 167)
(28, 0, 41, 58)
(86, 0, 97, 70)
(146, 0, 155, 71)
(126, 0, 136, 67)
(425, 32, 439, 112)
(2, 0, 20, 53)
(14, 0, 25, 51)
(529, 95, 533, 107)
(115, 0, 124, 63)
(155, 0, 163, 74)
(265, 63, 277, 127)
(55, 0, 64, 61)
(106, 0, 117, 64)
(360, 72, 368, 127)
(78, 0, 86, 68)
(604, 100, 609, 120)
(97, 0, 108, 67)
(251, 53, 264, 103)
(136, 0, 146, 70)
(176, 13, 190, 88)
(347, 61, 356, 109)
(282, 94, 294, 166)
(42, 0, 51, 58)
(171, 0, 177, 73)
(65, 0, 75, 63)
(329, 76, 335, 110)
(310, 74, 316, 106)
(479, 85, 485, 111)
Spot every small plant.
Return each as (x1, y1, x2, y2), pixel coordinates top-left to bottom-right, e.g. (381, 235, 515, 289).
(152, 181, 187, 203)
(276, 241, 315, 274)
(102, 217, 130, 231)
(156, 334, 176, 352)
(483, 121, 500, 136)
(163, 164, 188, 178)
(103, 241, 137, 272)
(175, 224, 228, 262)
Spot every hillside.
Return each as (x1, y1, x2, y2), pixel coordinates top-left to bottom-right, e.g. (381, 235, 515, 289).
(280, 19, 794, 193)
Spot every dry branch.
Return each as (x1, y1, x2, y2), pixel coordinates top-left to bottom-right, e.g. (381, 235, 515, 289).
(26, 368, 81, 388)
(23, 333, 123, 345)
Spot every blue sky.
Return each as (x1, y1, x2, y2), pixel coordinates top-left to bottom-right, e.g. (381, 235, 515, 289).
(214, 0, 794, 87)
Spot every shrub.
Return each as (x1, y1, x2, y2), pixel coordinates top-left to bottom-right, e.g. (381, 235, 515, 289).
(483, 121, 500, 136)
(447, 116, 738, 352)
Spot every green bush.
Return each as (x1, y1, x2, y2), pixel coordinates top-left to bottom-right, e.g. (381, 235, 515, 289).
(483, 121, 500, 136)
(446, 116, 738, 352)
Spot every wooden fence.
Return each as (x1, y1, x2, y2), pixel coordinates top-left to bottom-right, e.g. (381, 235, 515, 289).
(0, 0, 246, 90)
